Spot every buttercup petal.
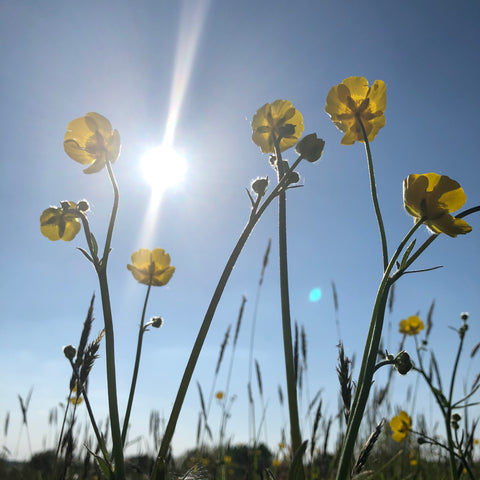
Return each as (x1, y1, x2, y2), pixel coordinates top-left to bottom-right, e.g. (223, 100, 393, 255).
(342, 76, 369, 100)
(367, 80, 387, 112)
(131, 248, 152, 267)
(83, 159, 106, 174)
(85, 112, 113, 137)
(427, 214, 472, 237)
(151, 248, 171, 268)
(64, 139, 95, 165)
(403, 174, 428, 217)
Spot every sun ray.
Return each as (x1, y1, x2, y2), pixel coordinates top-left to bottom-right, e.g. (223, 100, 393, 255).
(135, 0, 211, 255)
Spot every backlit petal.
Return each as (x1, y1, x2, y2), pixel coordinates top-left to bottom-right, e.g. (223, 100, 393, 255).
(367, 80, 387, 112)
(342, 76, 369, 101)
(85, 112, 113, 137)
(427, 214, 472, 237)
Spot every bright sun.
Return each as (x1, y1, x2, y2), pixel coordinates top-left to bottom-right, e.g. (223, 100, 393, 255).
(140, 145, 187, 192)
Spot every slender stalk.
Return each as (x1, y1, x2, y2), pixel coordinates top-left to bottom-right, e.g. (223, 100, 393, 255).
(445, 325, 466, 480)
(273, 139, 302, 457)
(151, 157, 304, 480)
(96, 269, 124, 478)
(358, 117, 388, 271)
(67, 359, 109, 461)
(335, 218, 425, 480)
(122, 282, 152, 445)
(95, 160, 124, 479)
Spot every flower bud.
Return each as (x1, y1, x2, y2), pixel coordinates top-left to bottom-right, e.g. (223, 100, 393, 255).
(451, 413, 461, 422)
(394, 350, 413, 375)
(77, 200, 90, 212)
(295, 133, 325, 162)
(251, 177, 269, 197)
(60, 200, 72, 210)
(286, 171, 300, 186)
(461, 312, 469, 321)
(63, 345, 76, 361)
(150, 316, 164, 328)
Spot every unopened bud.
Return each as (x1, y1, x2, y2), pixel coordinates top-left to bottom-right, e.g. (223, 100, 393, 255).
(295, 133, 325, 163)
(63, 345, 76, 361)
(394, 350, 413, 375)
(461, 312, 469, 321)
(286, 171, 300, 186)
(150, 317, 164, 328)
(77, 200, 90, 212)
(251, 177, 269, 197)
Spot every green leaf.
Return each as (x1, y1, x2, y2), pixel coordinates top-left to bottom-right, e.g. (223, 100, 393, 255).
(90, 232, 98, 257)
(77, 247, 94, 264)
(400, 239, 416, 269)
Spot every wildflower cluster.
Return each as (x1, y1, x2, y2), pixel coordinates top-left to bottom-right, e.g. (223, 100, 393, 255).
(37, 74, 478, 480)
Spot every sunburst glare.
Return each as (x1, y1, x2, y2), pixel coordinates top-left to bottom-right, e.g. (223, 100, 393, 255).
(141, 144, 187, 196)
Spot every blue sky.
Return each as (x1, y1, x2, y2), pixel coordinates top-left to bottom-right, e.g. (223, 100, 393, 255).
(1, 0, 479, 460)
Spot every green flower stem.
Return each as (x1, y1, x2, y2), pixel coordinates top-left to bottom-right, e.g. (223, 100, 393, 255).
(358, 116, 389, 271)
(103, 160, 120, 264)
(94, 160, 124, 479)
(445, 325, 466, 480)
(274, 139, 303, 459)
(122, 282, 152, 446)
(151, 157, 304, 480)
(335, 217, 424, 480)
(96, 269, 124, 478)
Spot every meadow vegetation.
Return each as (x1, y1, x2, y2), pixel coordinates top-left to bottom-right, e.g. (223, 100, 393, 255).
(2, 77, 479, 480)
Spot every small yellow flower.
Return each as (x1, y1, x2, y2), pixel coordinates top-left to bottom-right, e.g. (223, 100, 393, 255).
(409, 451, 418, 466)
(325, 76, 386, 145)
(224, 455, 232, 464)
(272, 459, 281, 468)
(70, 383, 83, 405)
(251, 100, 304, 153)
(474, 438, 479, 445)
(390, 411, 412, 442)
(64, 112, 121, 174)
(215, 391, 224, 400)
(127, 248, 175, 286)
(403, 173, 472, 237)
(278, 442, 285, 449)
(399, 316, 425, 336)
(40, 201, 81, 241)
(201, 458, 209, 466)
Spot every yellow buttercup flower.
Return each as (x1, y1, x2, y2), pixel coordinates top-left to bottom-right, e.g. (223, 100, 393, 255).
(251, 100, 304, 153)
(224, 455, 232, 465)
(325, 76, 386, 145)
(390, 411, 412, 442)
(127, 248, 175, 286)
(403, 173, 472, 237)
(215, 391, 224, 400)
(64, 112, 121, 174)
(40, 201, 81, 241)
(399, 316, 424, 336)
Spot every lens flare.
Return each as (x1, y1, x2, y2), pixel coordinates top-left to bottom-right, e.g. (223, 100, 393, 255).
(309, 288, 322, 302)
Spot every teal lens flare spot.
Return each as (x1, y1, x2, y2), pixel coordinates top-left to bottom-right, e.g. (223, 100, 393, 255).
(309, 287, 322, 302)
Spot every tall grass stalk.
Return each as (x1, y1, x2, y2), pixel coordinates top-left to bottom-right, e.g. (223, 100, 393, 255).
(273, 138, 303, 462)
(151, 155, 306, 480)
